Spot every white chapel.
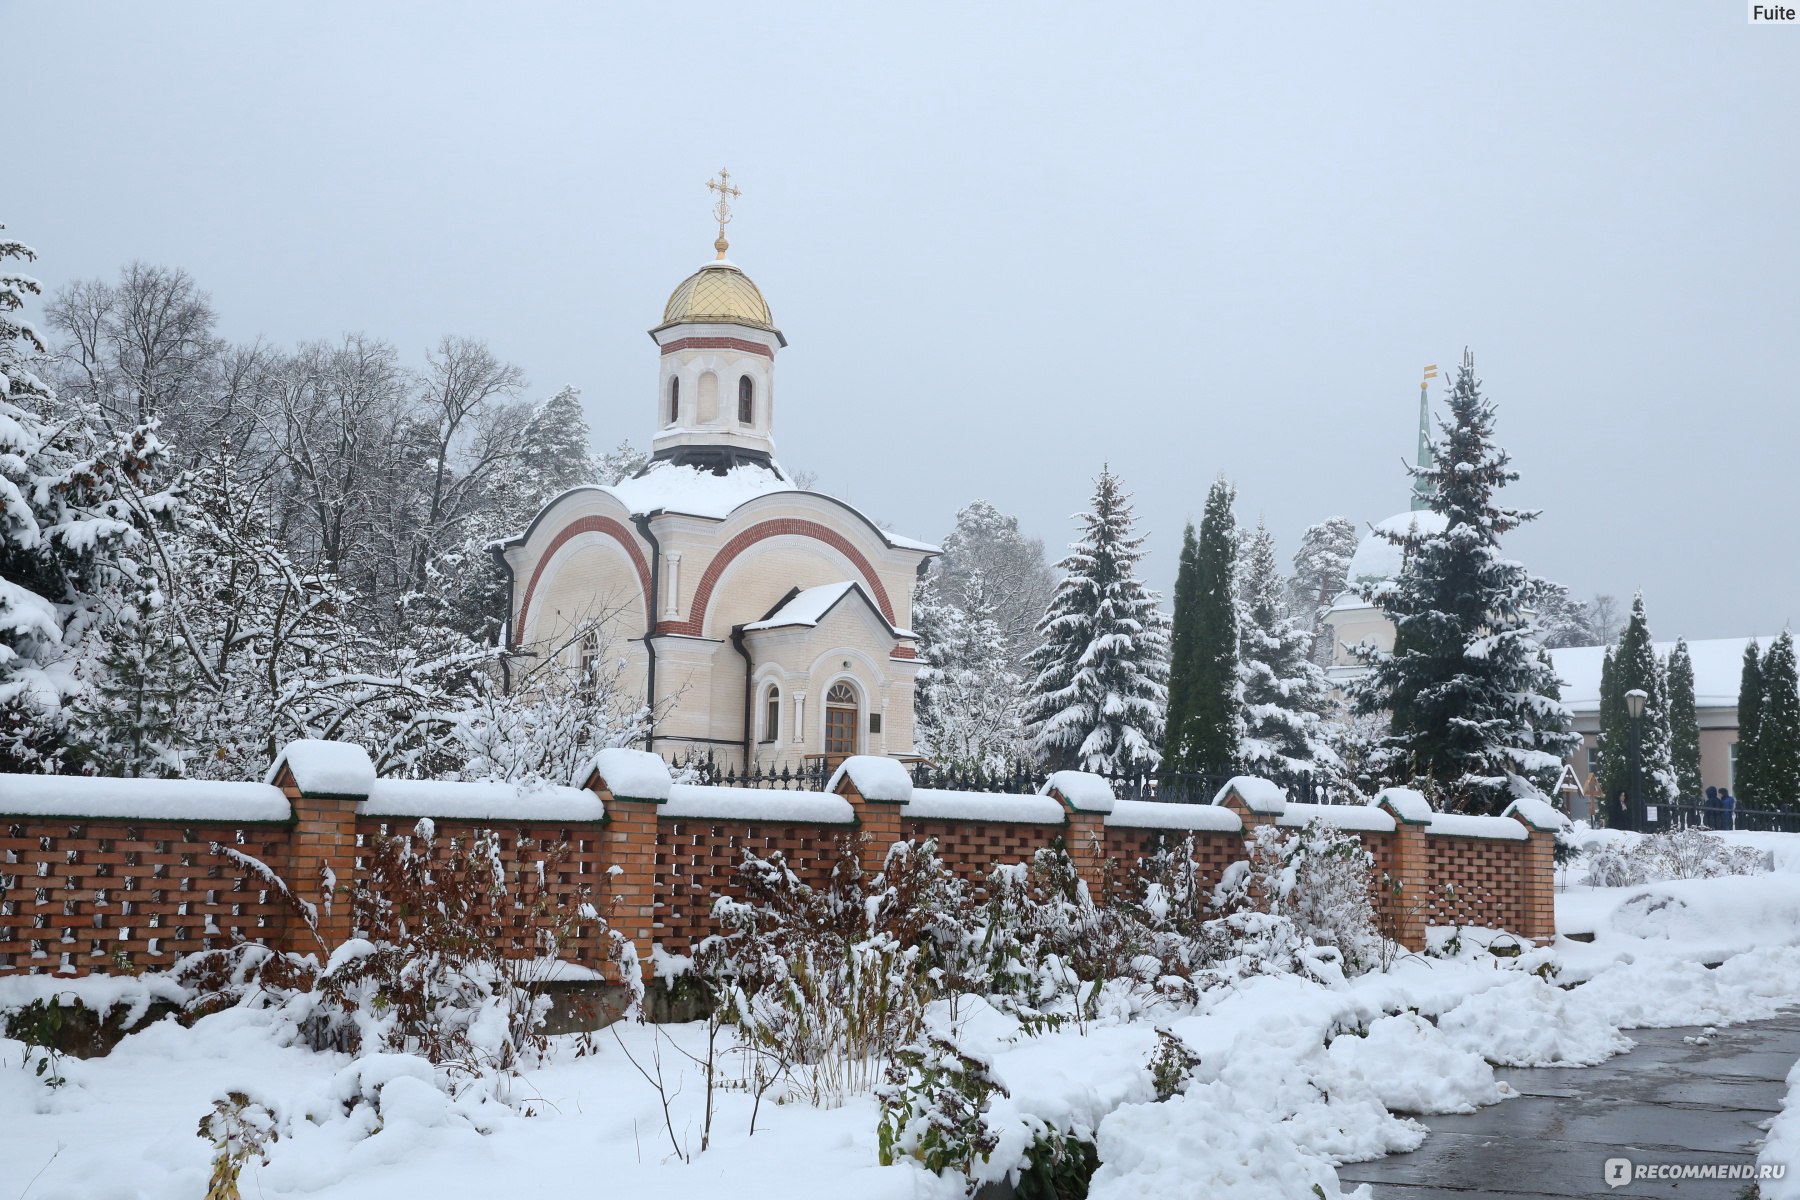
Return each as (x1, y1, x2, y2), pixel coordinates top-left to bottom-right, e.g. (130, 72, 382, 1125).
(497, 179, 936, 769)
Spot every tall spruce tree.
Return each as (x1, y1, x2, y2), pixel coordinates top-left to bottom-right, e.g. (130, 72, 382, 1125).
(1666, 637, 1703, 800)
(1236, 520, 1338, 777)
(1025, 466, 1170, 773)
(1596, 594, 1679, 809)
(1161, 478, 1240, 777)
(1596, 645, 1626, 822)
(1758, 632, 1800, 809)
(1737, 639, 1765, 803)
(68, 588, 193, 776)
(1348, 351, 1577, 812)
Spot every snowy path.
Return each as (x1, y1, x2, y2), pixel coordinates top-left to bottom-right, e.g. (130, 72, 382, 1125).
(1337, 1011, 1800, 1199)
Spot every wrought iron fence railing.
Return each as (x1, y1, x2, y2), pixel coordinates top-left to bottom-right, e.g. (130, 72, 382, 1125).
(667, 751, 1339, 806)
(1661, 803, 1800, 834)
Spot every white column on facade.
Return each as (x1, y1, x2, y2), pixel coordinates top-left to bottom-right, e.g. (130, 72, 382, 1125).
(792, 692, 806, 747)
(878, 698, 890, 755)
(663, 552, 682, 621)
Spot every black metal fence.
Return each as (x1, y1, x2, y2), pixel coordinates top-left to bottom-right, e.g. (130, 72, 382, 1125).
(668, 751, 1340, 806)
(1661, 803, 1800, 834)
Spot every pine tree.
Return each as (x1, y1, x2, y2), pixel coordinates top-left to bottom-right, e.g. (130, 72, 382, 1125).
(1236, 520, 1339, 777)
(1596, 645, 1626, 822)
(1757, 632, 1800, 810)
(1161, 478, 1240, 777)
(1596, 594, 1678, 810)
(1666, 637, 1703, 800)
(1738, 640, 1765, 803)
(1348, 351, 1577, 812)
(932, 500, 1055, 672)
(1287, 516, 1358, 668)
(1025, 466, 1170, 773)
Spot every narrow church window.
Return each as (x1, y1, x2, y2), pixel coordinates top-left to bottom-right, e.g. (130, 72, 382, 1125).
(763, 686, 780, 743)
(697, 371, 719, 423)
(738, 375, 754, 425)
(667, 377, 679, 425)
(825, 682, 858, 756)
(578, 631, 601, 699)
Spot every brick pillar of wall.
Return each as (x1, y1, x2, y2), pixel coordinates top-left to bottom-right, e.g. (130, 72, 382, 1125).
(1377, 798, 1429, 952)
(1512, 818, 1558, 943)
(273, 767, 359, 954)
(589, 777, 659, 980)
(1063, 809, 1109, 899)
(833, 776, 903, 877)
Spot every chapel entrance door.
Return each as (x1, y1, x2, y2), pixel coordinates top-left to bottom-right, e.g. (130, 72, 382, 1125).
(824, 682, 859, 759)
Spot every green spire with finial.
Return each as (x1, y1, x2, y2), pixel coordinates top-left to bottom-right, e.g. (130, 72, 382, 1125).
(1410, 363, 1437, 512)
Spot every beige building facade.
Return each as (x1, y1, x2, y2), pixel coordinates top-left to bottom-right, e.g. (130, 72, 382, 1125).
(497, 241, 936, 769)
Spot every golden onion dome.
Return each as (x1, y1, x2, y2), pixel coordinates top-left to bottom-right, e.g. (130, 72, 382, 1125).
(654, 261, 783, 342)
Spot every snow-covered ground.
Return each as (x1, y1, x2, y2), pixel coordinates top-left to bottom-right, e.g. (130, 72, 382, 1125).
(9, 829, 1800, 1200)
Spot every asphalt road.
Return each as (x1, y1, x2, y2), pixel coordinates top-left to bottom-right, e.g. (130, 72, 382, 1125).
(1336, 1013, 1800, 1199)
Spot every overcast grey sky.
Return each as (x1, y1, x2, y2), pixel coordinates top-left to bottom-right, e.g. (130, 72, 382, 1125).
(10, 3, 1797, 641)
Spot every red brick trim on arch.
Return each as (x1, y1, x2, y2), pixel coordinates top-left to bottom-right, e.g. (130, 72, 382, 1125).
(513, 516, 652, 648)
(659, 519, 896, 637)
(659, 336, 774, 359)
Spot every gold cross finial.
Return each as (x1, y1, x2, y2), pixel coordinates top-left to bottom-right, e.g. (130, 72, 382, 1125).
(707, 168, 741, 260)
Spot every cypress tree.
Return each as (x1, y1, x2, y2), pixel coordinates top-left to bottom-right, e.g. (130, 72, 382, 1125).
(1162, 522, 1202, 772)
(1738, 640, 1765, 803)
(1758, 632, 1800, 810)
(1666, 638, 1703, 800)
(1597, 646, 1624, 811)
(1162, 477, 1241, 778)
(1349, 351, 1577, 812)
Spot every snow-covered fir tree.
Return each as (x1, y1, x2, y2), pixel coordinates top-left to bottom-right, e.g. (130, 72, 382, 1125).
(1595, 593, 1678, 809)
(911, 568, 1029, 771)
(1758, 632, 1800, 809)
(1287, 516, 1357, 668)
(1025, 466, 1169, 773)
(1162, 478, 1239, 777)
(1349, 351, 1577, 812)
(1235, 520, 1340, 779)
(1528, 579, 1598, 649)
(1665, 637, 1703, 801)
(65, 586, 193, 777)
(1738, 639, 1766, 804)
(0, 228, 176, 771)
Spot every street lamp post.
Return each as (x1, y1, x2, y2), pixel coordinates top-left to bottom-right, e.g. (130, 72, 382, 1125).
(1625, 688, 1648, 832)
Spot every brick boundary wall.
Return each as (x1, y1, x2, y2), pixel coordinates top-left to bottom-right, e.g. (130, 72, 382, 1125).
(0, 751, 1559, 978)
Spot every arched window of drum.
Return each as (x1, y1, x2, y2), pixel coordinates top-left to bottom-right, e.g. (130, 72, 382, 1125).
(578, 631, 601, 700)
(738, 375, 754, 425)
(824, 682, 859, 756)
(762, 685, 780, 743)
(667, 376, 680, 425)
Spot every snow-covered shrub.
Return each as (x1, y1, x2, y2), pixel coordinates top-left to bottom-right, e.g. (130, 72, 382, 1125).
(1583, 829, 1768, 888)
(876, 1033, 1007, 1193)
(1214, 821, 1384, 976)
(1148, 1026, 1199, 1101)
(1012, 1119, 1100, 1200)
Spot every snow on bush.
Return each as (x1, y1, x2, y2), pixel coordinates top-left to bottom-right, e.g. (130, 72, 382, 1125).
(1583, 828, 1768, 887)
(1437, 975, 1632, 1067)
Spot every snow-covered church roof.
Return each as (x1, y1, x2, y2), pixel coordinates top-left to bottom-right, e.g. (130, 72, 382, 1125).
(1550, 635, 1786, 714)
(1346, 510, 1450, 586)
(743, 580, 913, 637)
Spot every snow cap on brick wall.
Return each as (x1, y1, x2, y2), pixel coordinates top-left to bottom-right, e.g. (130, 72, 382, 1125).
(826, 755, 914, 802)
(363, 779, 604, 822)
(1041, 770, 1115, 813)
(266, 739, 376, 798)
(1212, 776, 1287, 814)
(1375, 787, 1433, 824)
(1427, 812, 1528, 841)
(0, 774, 292, 822)
(582, 748, 674, 802)
(1107, 798, 1240, 832)
(1501, 794, 1570, 832)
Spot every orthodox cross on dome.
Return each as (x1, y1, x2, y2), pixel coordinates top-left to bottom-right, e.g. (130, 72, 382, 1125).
(1411, 363, 1438, 512)
(707, 168, 742, 260)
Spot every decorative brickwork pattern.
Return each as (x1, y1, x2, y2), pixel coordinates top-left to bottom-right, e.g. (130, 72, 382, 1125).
(1422, 834, 1529, 932)
(0, 820, 292, 976)
(658, 336, 774, 359)
(654, 819, 851, 955)
(897, 818, 1065, 899)
(1097, 827, 1246, 904)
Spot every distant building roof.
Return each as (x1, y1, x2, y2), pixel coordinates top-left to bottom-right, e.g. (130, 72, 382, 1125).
(1550, 636, 1784, 714)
